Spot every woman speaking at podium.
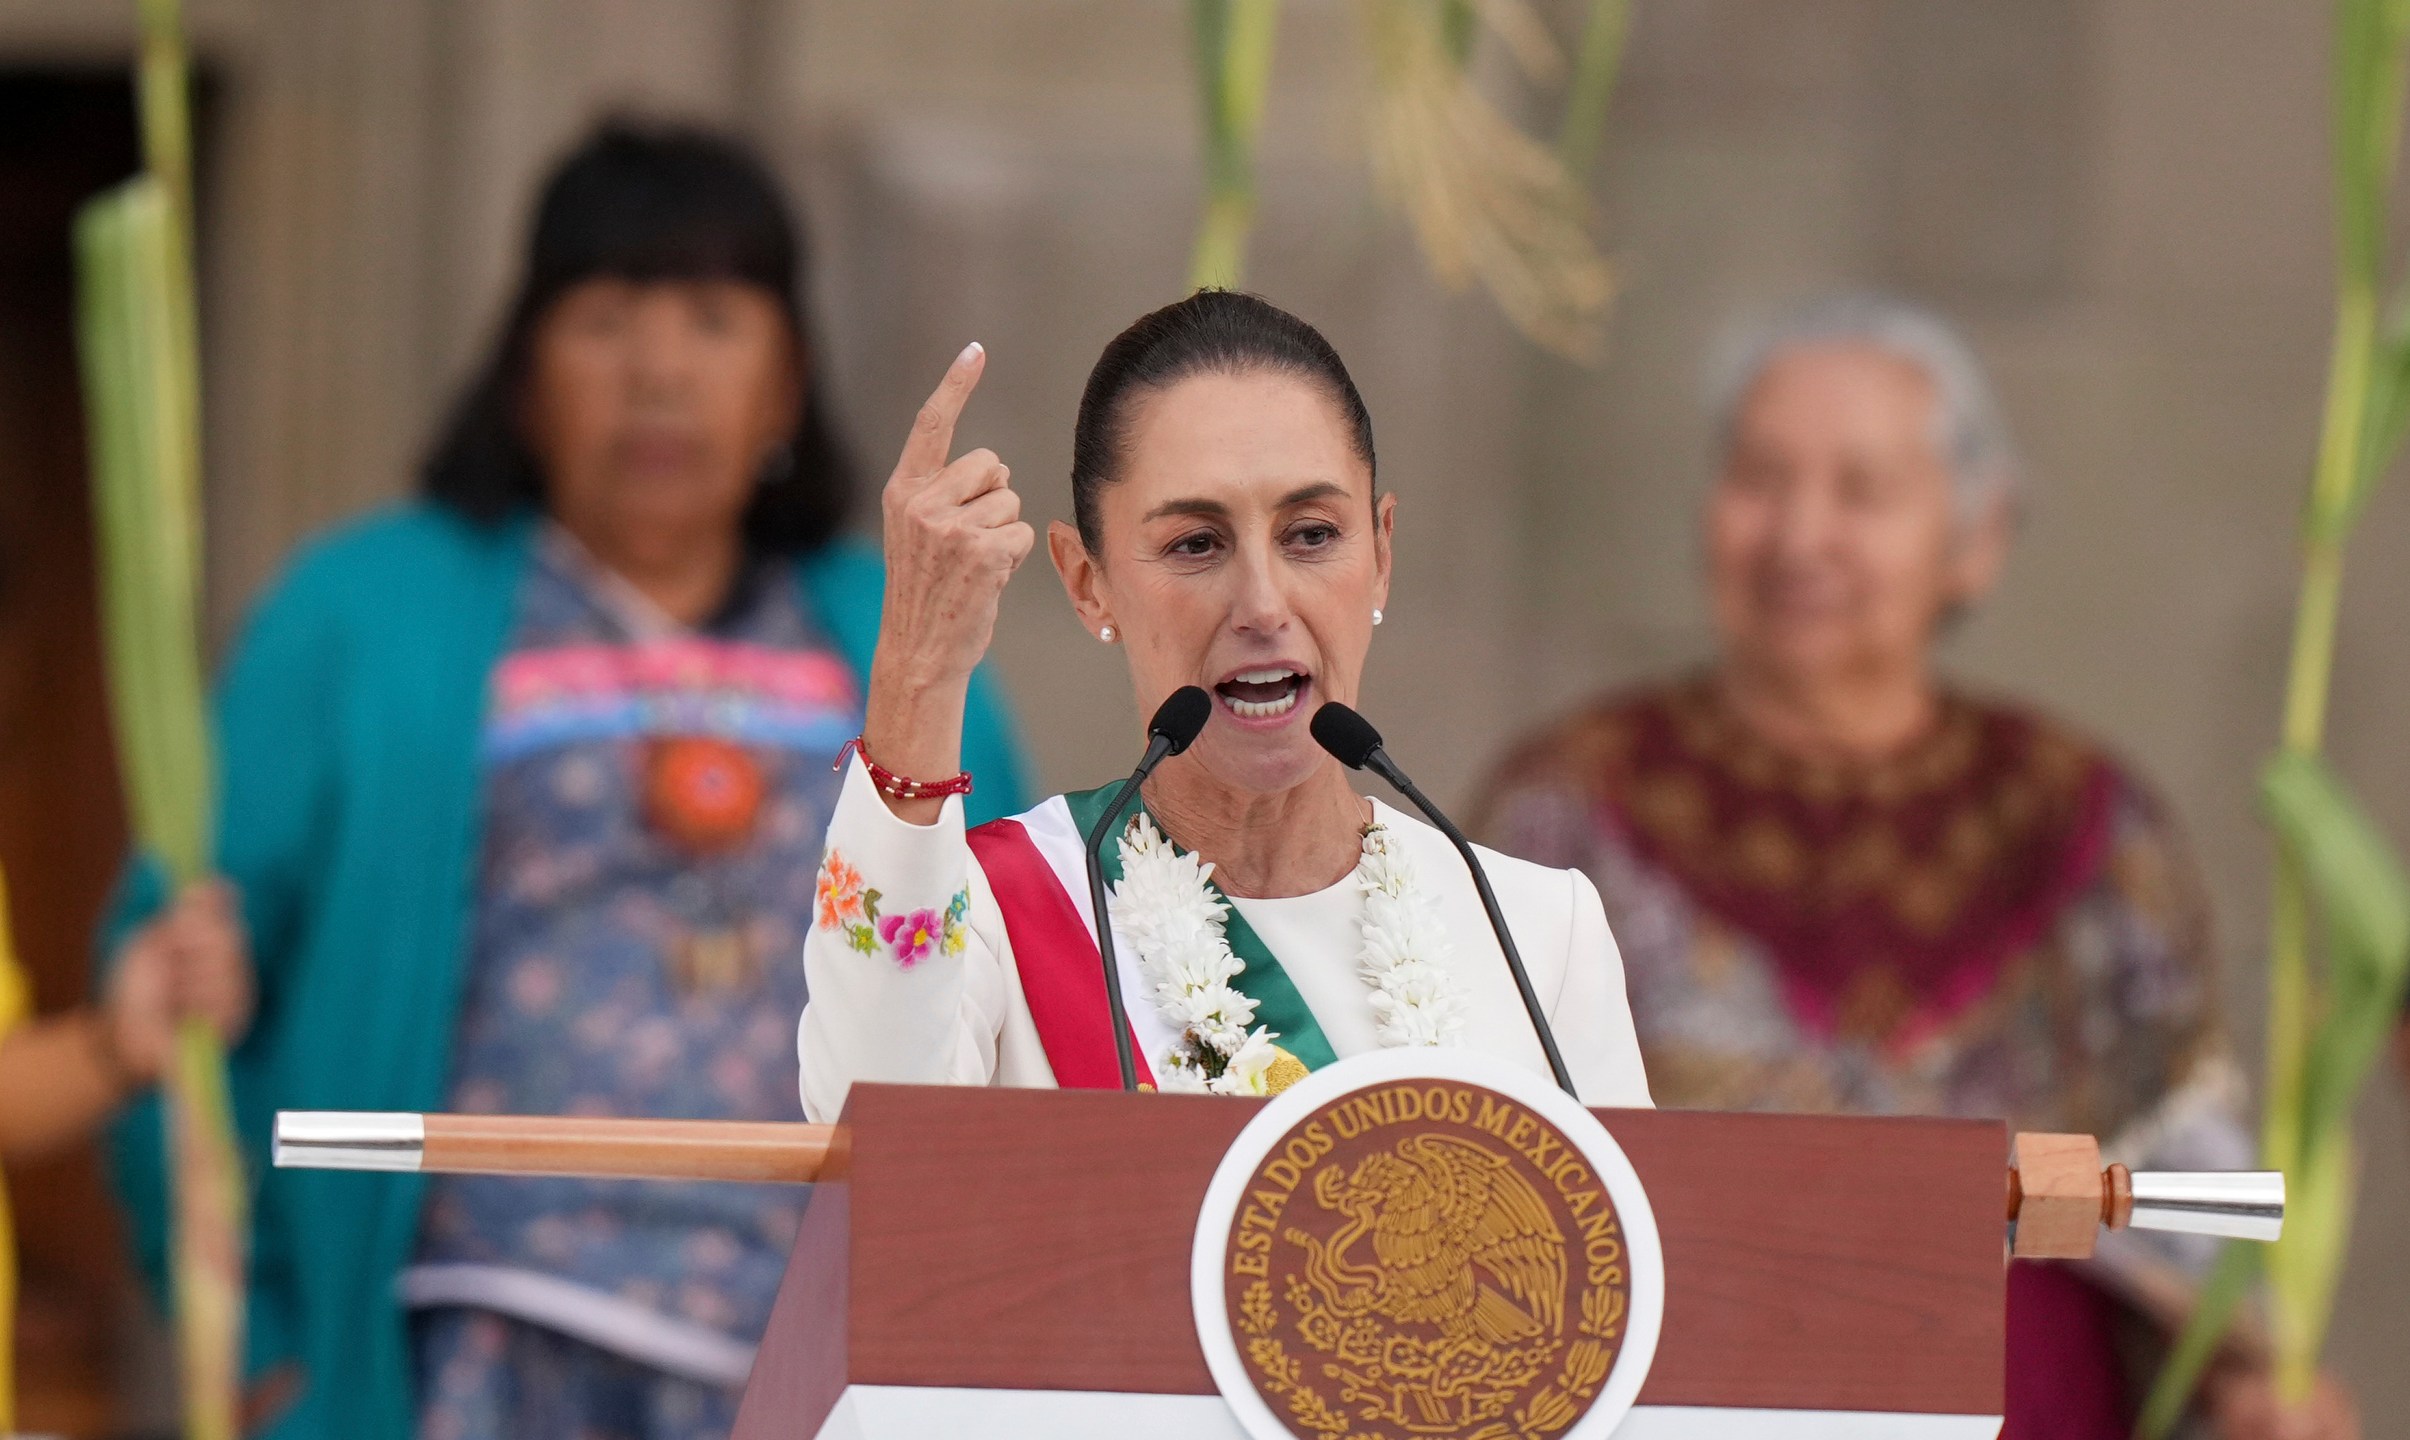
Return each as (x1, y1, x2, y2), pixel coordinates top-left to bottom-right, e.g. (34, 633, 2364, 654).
(798, 291, 1650, 1119)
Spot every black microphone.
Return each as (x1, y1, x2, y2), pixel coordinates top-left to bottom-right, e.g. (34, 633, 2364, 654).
(1311, 702, 1578, 1097)
(1083, 686, 1215, 1090)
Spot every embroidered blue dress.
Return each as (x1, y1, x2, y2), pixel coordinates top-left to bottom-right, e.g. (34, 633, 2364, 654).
(408, 533, 858, 1439)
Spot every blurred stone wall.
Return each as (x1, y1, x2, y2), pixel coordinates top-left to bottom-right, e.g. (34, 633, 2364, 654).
(2, 0, 2403, 1422)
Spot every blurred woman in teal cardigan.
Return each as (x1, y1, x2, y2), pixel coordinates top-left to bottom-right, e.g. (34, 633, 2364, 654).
(104, 122, 1026, 1440)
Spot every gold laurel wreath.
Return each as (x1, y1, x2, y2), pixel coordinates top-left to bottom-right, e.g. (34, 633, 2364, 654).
(1235, 1240, 1630, 1440)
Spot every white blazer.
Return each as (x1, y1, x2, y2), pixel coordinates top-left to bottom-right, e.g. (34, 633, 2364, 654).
(797, 757, 1654, 1122)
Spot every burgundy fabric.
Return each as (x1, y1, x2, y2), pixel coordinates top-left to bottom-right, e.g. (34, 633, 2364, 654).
(1574, 682, 2120, 1040)
(965, 817, 1157, 1090)
(2002, 1261, 2132, 1440)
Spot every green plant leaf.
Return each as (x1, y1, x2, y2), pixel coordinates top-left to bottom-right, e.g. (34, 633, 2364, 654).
(2346, 291, 2410, 520)
(1187, 0, 1282, 289)
(138, 0, 196, 229)
(2151, 1, 2410, 1421)
(2264, 1126, 2356, 1401)
(2261, 750, 2410, 1154)
(1555, 0, 1633, 176)
(2143, 1135, 2358, 1431)
(1437, 0, 1478, 65)
(75, 181, 211, 885)
(2135, 1241, 2258, 1439)
(76, 175, 245, 1440)
(2333, 0, 2410, 292)
(2262, 750, 2410, 984)
(79, 14, 248, 1434)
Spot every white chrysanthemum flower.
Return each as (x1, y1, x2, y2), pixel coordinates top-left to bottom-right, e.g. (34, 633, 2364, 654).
(1155, 1050, 1211, 1093)
(1208, 1029, 1281, 1095)
(1354, 822, 1467, 1049)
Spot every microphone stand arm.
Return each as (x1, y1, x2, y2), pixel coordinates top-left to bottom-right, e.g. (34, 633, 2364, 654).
(1364, 749, 1579, 1097)
(1084, 740, 1171, 1092)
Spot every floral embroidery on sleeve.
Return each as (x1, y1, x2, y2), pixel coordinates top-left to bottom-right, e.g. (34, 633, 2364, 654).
(815, 852, 967, 969)
(814, 853, 882, 955)
(945, 889, 969, 954)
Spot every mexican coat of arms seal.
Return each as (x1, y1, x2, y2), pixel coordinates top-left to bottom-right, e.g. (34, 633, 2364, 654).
(1193, 1049, 1663, 1440)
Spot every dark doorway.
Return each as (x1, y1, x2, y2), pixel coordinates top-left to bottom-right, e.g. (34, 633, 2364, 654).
(0, 69, 148, 1435)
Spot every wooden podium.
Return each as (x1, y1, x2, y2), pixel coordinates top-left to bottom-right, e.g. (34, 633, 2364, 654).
(277, 1078, 2276, 1438)
(731, 1084, 2008, 1440)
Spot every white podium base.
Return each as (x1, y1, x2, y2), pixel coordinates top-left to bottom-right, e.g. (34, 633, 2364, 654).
(810, 1384, 2003, 1439)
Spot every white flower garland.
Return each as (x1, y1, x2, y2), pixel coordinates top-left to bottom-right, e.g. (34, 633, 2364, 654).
(1109, 813, 1466, 1095)
(1111, 815, 1264, 1093)
(1354, 823, 1469, 1048)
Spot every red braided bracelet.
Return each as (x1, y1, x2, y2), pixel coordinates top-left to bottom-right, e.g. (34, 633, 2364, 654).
(835, 736, 974, 801)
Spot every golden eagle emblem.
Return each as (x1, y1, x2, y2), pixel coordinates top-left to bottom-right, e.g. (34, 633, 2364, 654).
(1225, 1085, 1632, 1440)
(1299, 1133, 1567, 1354)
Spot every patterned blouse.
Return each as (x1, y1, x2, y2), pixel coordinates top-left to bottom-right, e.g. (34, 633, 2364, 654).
(1474, 677, 2250, 1436)
(406, 530, 860, 1389)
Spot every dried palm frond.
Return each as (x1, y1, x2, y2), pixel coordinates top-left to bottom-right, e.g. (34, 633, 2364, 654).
(1463, 0, 1566, 85)
(1355, 0, 1615, 359)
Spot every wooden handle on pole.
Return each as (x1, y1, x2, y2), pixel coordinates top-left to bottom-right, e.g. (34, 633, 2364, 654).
(424, 1115, 833, 1183)
(275, 1112, 835, 1184)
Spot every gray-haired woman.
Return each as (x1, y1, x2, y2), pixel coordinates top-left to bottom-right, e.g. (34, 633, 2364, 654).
(1472, 294, 2354, 1439)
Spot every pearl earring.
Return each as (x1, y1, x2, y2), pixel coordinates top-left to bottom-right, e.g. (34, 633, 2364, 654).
(1371, 608, 1384, 627)
(1099, 625, 1116, 643)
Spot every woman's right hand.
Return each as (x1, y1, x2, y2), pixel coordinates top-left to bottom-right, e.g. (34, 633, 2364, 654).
(2207, 1366, 2359, 1440)
(863, 342, 1034, 818)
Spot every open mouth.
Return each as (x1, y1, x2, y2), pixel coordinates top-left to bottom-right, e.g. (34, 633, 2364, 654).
(1214, 667, 1310, 721)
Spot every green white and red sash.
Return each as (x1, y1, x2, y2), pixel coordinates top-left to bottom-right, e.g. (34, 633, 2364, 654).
(965, 787, 1339, 1090)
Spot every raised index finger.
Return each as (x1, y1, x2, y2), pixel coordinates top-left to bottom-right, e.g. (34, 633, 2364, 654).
(894, 341, 986, 480)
